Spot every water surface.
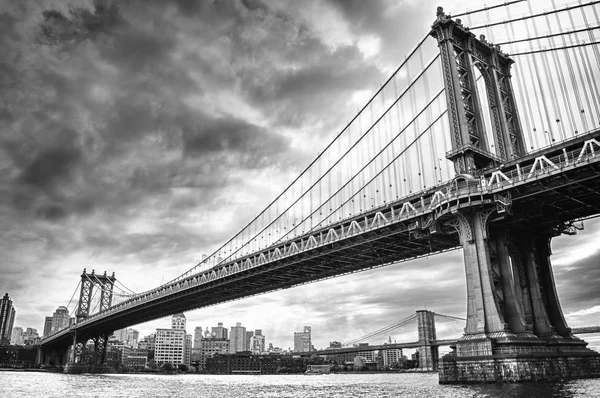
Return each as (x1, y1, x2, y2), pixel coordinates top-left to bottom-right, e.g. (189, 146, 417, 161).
(2, 371, 600, 397)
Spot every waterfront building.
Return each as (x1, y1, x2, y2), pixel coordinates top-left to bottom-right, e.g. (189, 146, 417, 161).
(50, 306, 70, 333)
(155, 328, 186, 366)
(381, 347, 404, 368)
(154, 314, 188, 367)
(229, 322, 247, 353)
(199, 337, 229, 369)
(0, 293, 16, 345)
(293, 326, 312, 352)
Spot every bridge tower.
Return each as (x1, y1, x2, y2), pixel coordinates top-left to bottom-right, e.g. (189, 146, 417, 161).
(65, 269, 117, 374)
(430, 7, 600, 383)
(416, 310, 438, 371)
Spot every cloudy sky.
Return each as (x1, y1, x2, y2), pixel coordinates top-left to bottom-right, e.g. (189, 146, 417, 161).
(1, 0, 599, 351)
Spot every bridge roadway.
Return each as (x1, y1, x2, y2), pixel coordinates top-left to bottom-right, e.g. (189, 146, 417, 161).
(41, 129, 600, 349)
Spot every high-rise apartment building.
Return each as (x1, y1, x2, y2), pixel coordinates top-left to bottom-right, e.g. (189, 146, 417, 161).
(50, 306, 70, 333)
(43, 316, 53, 338)
(193, 326, 203, 349)
(381, 347, 404, 367)
(251, 330, 266, 354)
(229, 322, 247, 353)
(11, 326, 23, 345)
(184, 334, 192, 366)
(0, 293, 16, 345)
(211, 322, 228, 339)
(245, 330, 254, 352)
(294, 326, 312, 352)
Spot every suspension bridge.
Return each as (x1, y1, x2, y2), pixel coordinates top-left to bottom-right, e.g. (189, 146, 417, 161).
(38, 0, 600, 383)
(296, 310, 600, 372)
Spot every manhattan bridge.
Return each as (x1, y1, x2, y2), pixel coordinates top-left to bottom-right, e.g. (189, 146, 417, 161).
(40, 0, 600, 383)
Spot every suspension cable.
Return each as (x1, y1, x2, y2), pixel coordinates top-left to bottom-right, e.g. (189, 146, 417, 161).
(469, 0, 600, 30)
(510, 40, 600, 55)
(343, 314, 418, 346)
(65, 280, 81, 312)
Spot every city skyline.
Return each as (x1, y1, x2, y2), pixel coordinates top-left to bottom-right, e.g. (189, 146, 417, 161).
(2, 0, 600, 352)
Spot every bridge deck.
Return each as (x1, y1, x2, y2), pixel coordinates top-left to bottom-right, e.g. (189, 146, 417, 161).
(41, 129, 600, 348)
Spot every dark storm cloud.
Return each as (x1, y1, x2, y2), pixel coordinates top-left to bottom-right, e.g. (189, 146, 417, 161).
(183, 115, 290, 168)
(327, 0, 443, 67)
(19, 146, 81, 189)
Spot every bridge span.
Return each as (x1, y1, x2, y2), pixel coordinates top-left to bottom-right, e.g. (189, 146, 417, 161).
(38, 2, 600, 383)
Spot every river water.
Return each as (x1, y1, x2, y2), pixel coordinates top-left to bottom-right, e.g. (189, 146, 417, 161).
(2, 372, 600, 397)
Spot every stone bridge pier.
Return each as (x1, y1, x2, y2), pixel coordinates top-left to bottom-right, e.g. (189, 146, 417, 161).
(416, 310, 438, 371)
(430, 7, 600, 383)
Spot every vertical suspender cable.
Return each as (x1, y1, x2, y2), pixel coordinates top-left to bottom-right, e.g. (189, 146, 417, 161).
(570, 5, 600, 125)
(507, 9, 537, 149)
(524, 6, 554, 144)
(527, 2, 564, 141)
(551, 0, 588, 134)
(543, 13, 578, 137)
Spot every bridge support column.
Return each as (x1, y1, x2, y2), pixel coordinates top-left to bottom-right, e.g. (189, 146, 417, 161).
(90, 333, 115, 373)
(440, 209, 600, 383)
(416, 310, 438, 371)
(64, 331, 91, 374)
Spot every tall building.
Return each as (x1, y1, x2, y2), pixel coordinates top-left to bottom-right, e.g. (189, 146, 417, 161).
(50, 306, 70, 333)
(172, 313, 186, 330)
(155, 329, 186, 366)
(42, 317, 53, 338)
(126, 329, 139, 348)
(0, 293, 16, 345)
(251, 330, 265, 354)
(212, 322, 228, 339)
(193, 326, 203, 349)
(11, 326, 24, 345)
(229, 322, 247, 353)
(184, 334, 192, 366)
(245, 330, 254, 352)
(154, 314, 188, 367)
(294, 326, 312, 353)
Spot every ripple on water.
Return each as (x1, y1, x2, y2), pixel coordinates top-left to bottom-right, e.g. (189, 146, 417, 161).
(2, 372, 600, 398)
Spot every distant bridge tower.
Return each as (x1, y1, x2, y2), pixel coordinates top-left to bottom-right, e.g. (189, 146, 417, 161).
(416, 310, 438, 371)
(430, 7, 600, 383)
